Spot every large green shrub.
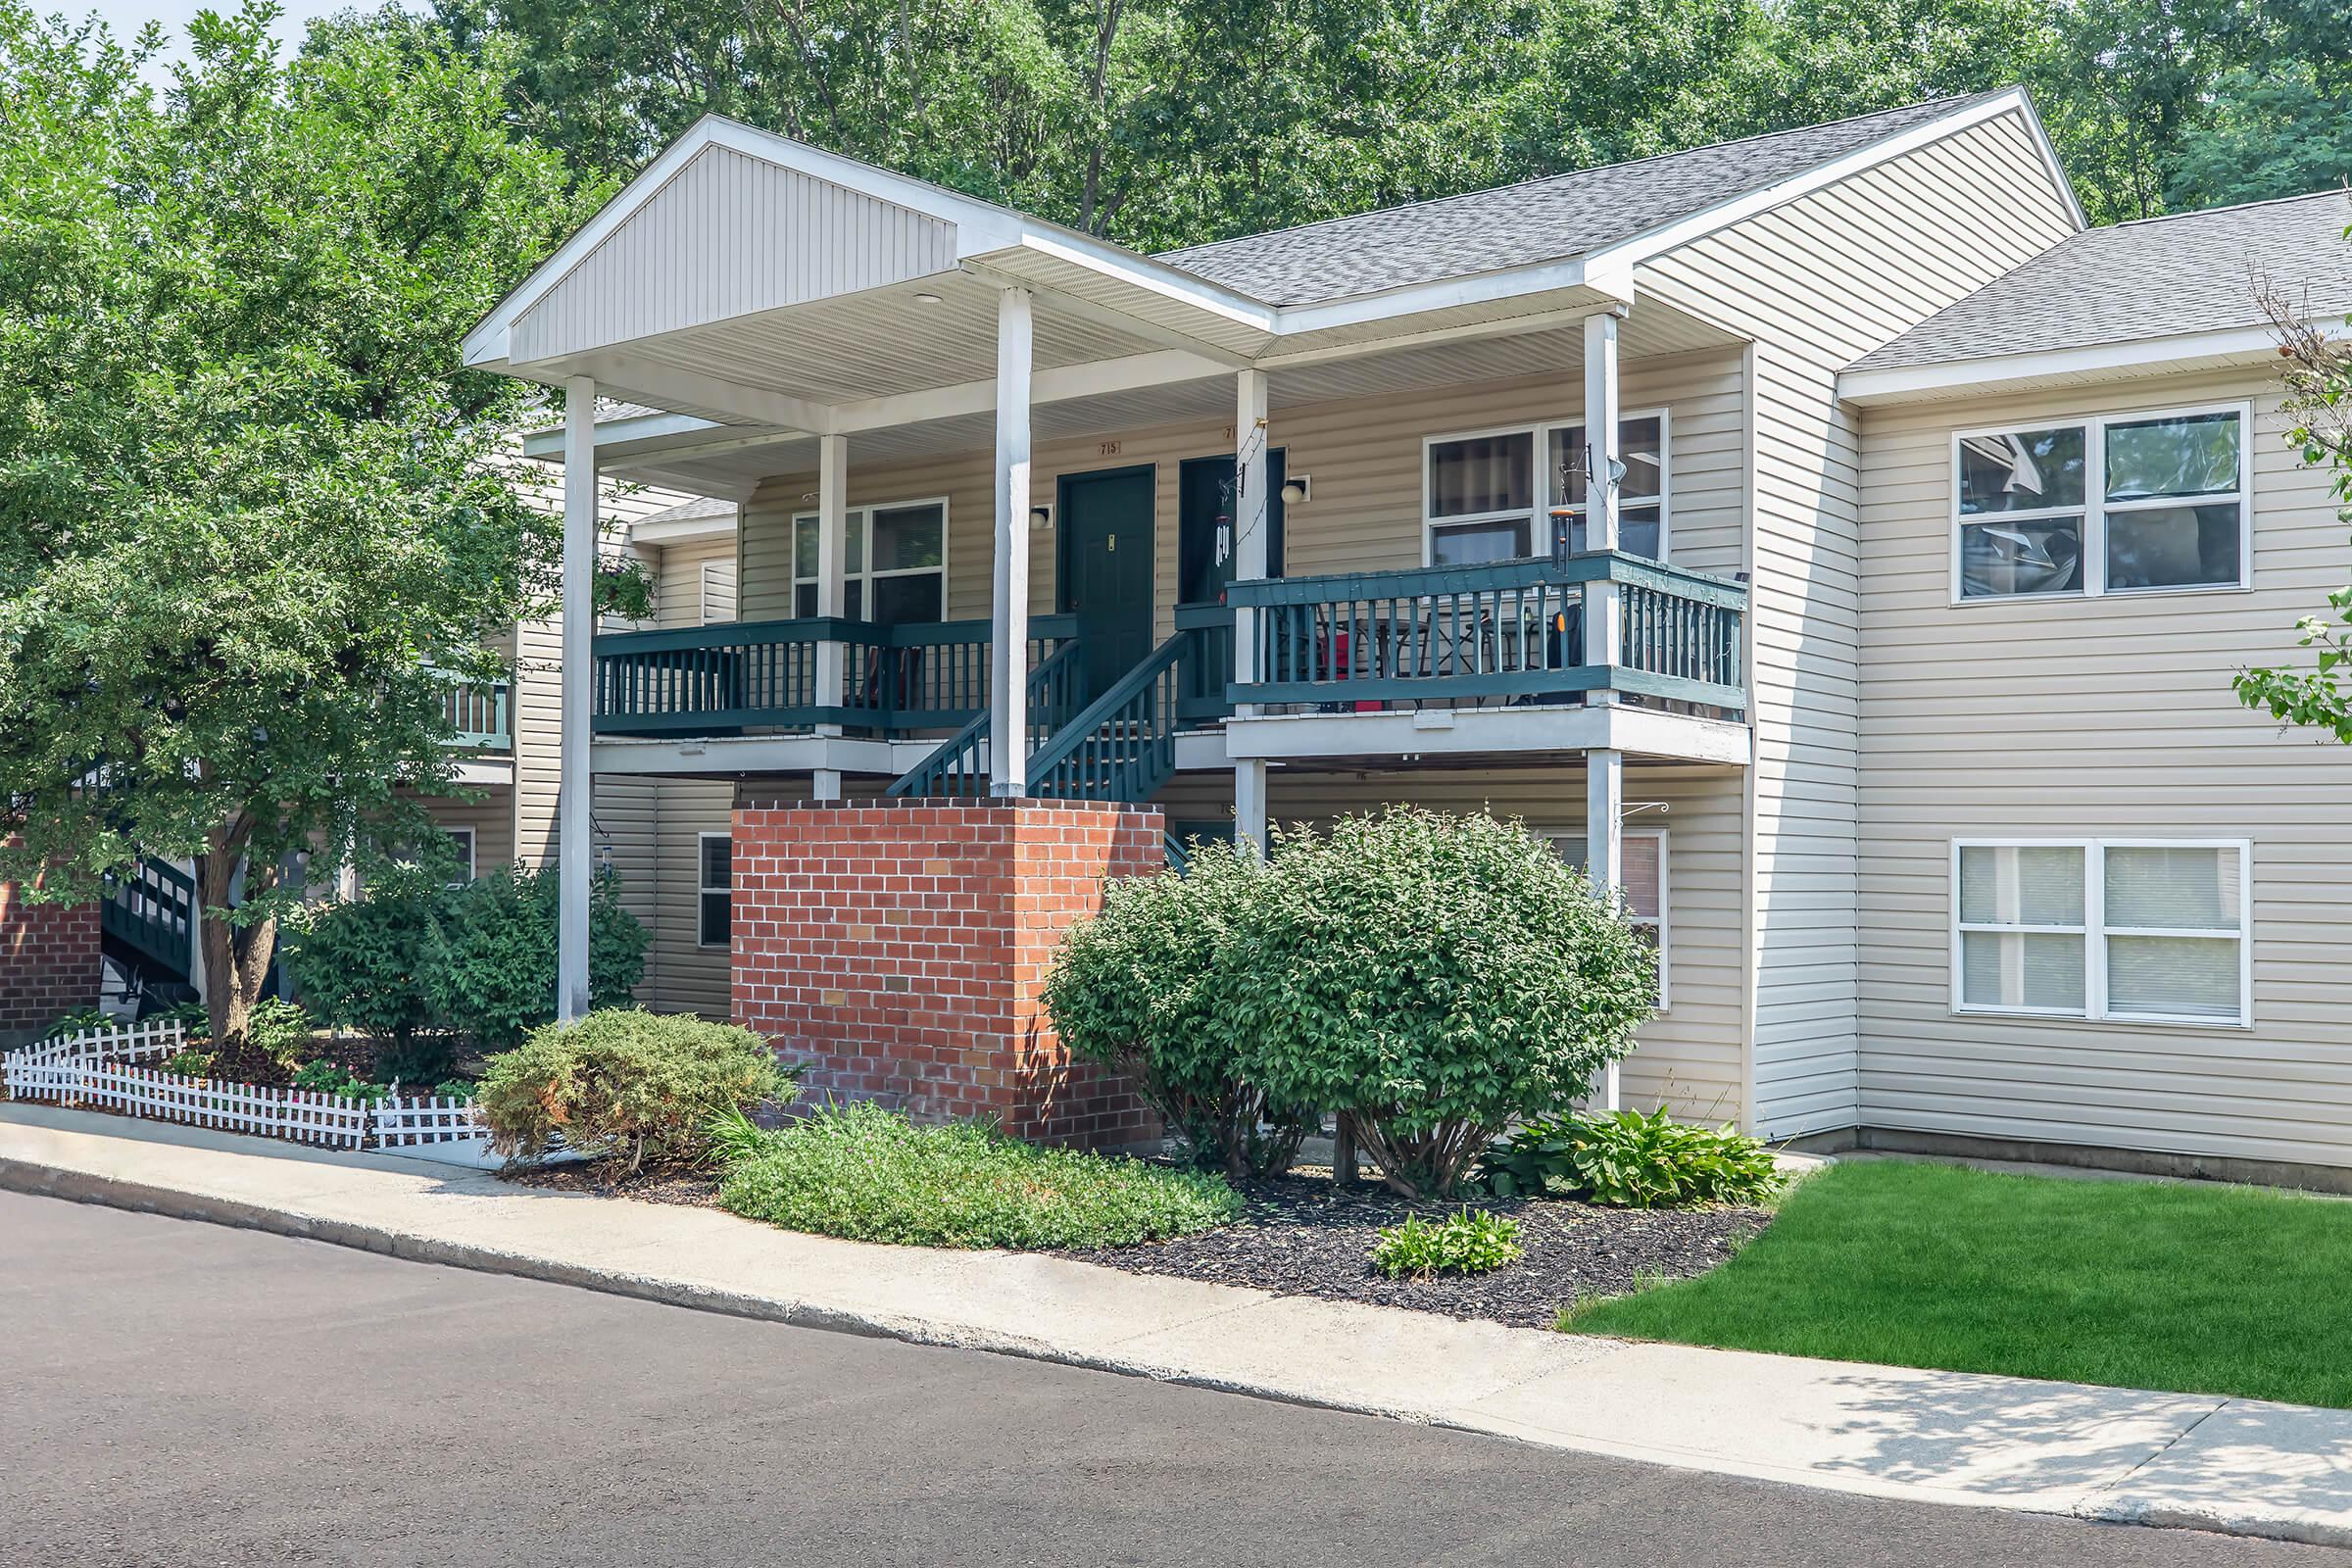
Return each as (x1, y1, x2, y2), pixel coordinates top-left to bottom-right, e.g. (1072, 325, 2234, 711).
(714, 1102, 1240, 1250)
(283, 862, 450, 1079)
(423, 866, 648, 1051)
(475, 1008, 790, 1171)
(1045, 841, 1312, 1179)
(1226, 808, 1656, 1199)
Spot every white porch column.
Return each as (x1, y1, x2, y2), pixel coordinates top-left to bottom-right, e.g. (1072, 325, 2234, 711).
(1233, 368, 1270, 856)
(1581, 310, 1624, 700)
(557, 375, 596, 1023)
(1587, 747, 1625, 1110)
(813, 433, 849, 740)
(990, 286, 1034, 798)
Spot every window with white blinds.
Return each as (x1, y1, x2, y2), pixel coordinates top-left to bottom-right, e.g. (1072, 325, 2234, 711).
(1953, 840, 2249, 1026)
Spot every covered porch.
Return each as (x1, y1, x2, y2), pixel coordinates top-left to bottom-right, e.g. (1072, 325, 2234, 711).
(466, 116, 1756, 1024)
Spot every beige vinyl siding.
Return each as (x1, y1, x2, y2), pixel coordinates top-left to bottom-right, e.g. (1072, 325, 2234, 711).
(738, 347, 1749, 631)
(407, 786, 515, 876)
(1858, 366, 2352, 1170)
(642, 533, 739, 1016)
(1638, 106, 2081, 1137)
(1152, 763, 1748, 1120)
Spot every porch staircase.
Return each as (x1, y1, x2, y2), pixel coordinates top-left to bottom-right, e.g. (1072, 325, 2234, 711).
(100, 856, 198, 1008)
(888, 617, 1228, 817)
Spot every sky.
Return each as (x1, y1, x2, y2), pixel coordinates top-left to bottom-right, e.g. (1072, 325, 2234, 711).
(72, 0, 374, 77)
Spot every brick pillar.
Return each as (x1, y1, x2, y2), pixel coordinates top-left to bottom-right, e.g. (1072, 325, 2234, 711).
(1, 842, 103, 1048)
(732, 798, 1165, 1150)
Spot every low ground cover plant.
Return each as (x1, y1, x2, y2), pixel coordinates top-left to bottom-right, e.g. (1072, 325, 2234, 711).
(712, 1101, 1240, 1250)
(476, 1009, 791, 1172)
(288, 1059, 388, 1101)
(1369, 1208, 1525, 1280)
(1564, 1159, 2352, 1407)
(1048, 807, 1657, 1200)
(1484, 1107, 1783, 1208)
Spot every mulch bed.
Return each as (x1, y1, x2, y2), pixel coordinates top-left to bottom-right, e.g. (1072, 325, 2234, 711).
(505, 1159, 722, 1210)
(499, 1155, 1770, 1331)
(1057, 1169, 1771, 1331)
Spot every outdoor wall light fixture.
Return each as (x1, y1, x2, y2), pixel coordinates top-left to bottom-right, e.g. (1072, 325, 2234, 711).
(1029, 504, 1054, 528)
(1280, 474, 1311, 505)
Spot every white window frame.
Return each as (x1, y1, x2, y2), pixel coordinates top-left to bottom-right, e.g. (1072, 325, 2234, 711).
(1949, 837, 2252, 1029)
(1949, 401, 2252, 606)
(697, 831, 732, 950)
(1544, 827, 1671, 1011)
(1422, 410, 1670, 566)
(790, 494, 952, 622)
(699, 560, 731, 625)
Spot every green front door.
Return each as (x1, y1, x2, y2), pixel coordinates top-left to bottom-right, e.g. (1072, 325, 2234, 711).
(1057, 464, 1155, 702)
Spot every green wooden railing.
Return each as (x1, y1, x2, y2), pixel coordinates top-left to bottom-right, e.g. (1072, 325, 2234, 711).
(1023, 618, 1227, 805)
(439, 678, 512, 750)
(594, 615, 1075, 738)
(101, 857, 196, 982)
(1227, 553, 1744, 714)
(887, 637, 1086, 799)
(1172, 603, 1235, 726)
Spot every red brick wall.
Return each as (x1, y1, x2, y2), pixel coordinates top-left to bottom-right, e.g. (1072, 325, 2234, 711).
(732, 798, 1164, 1150)
(1, 846, 102, 1048)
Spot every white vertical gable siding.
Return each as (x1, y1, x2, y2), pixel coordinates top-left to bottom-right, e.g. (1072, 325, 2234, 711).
(1859, 368, 2352, 1169)
(1637, 110, 2081, 1137)
(511, 146, 958, 365)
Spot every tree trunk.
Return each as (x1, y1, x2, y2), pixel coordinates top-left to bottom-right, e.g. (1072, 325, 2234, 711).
(195, 816, 277, 1069)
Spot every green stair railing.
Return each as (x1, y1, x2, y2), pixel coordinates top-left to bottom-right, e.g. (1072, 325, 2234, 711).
(1023, 619, 1226, 806)
(888, 637, 1085, 799)
(101, 856, 196, 982)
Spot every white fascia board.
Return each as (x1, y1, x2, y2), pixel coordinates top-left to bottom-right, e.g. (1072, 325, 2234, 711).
(1267, 257, 1611, 340)
(1838, 323, 2290, 405)
(1584, 88, 2068, 281)
(520, 409, 727, 460)
(1011, 228, 1280, 338)
(627, 511, 738, 546)
(1220, 705, 1750, 765)
(832, 348, 1231, 432)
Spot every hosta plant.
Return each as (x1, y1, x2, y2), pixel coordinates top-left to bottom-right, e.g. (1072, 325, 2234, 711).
(1483, 1106, 1782, 1209)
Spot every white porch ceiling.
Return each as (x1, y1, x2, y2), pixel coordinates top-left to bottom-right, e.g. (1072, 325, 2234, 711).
(602, 301, 1740, 496)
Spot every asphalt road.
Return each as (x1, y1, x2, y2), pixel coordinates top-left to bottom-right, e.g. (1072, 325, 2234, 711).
(3, 1192, 2341, 1568)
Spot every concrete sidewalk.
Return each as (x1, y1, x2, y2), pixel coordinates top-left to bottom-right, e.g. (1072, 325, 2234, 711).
(6, 1102, 2348, 1549)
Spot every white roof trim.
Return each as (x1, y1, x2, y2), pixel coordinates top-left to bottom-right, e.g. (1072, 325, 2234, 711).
(1838, 323, 2290, 404)
(472, 88, 2083, 377)
(467, 117, 1275, 369)
(1589, 87, 2082, 280)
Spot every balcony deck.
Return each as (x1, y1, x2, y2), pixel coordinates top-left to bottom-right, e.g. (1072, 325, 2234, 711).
(587, 553, 1749, 778)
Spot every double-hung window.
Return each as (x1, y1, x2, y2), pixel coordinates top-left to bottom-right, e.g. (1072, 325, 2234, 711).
(1953, 840, 2250, 1026)
(1954, 404, 2248, 601)
(698, 832, 732, 949)
(1546, 829, 1669, 1008)
(791, 499, 948, 625)
(1426, 415, 1667, 565)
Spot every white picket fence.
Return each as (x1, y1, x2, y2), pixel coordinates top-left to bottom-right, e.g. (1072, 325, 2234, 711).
(3, 1019, 499, 1164)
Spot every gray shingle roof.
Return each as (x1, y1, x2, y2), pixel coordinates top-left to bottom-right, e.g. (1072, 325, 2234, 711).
(1154, 93, 2008, 307)
(1851, 188, 2352, 371)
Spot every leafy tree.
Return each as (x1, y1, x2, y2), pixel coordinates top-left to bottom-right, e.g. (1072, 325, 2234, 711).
(0, 2, 599, 1052)
(2234, 246, 2352, 740)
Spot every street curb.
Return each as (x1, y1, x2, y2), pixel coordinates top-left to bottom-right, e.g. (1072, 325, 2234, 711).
(0, 1154, 1450, 1431)
(8, 1152, 2343, 1551)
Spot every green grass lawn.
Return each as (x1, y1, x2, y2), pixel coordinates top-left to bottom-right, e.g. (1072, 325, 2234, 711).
(1564, 1158, 2352, 1407)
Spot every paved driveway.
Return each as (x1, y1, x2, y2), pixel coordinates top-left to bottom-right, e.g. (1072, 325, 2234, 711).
(2, 1192, 2339, 1568)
